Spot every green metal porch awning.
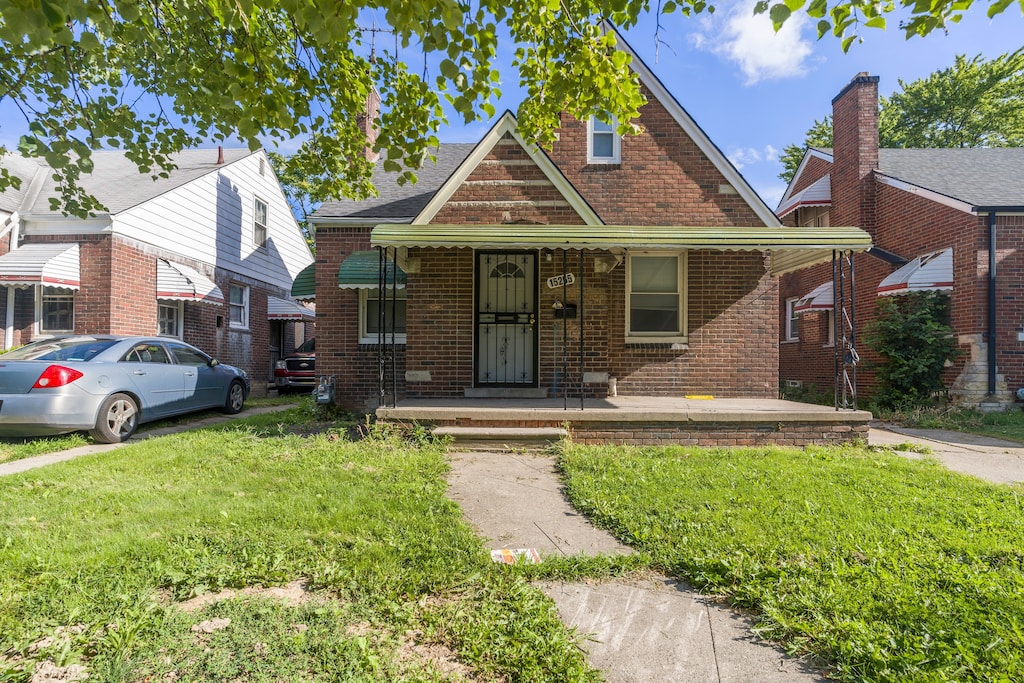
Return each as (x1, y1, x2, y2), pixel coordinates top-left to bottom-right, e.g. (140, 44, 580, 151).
(337, 250, 407, 289)
(370, 224, 872, 276)
(291, 263, 316, 299)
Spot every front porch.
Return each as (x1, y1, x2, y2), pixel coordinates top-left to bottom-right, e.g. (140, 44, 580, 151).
(376, 396, 873, 447)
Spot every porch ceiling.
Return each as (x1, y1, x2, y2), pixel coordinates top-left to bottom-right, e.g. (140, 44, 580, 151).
(370, 224, 872, 275)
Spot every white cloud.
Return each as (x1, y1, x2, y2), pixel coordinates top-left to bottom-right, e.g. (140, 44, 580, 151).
(691, 2, 815, 85)
(727, 146, 761, 169)
(727, 145, 779, 170)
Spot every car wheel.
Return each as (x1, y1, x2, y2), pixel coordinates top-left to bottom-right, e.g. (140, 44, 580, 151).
(90, 393, 139, 444)
(223, 380, 245, 414)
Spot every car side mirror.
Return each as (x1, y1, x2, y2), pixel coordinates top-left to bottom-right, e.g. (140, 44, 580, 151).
(209, 358, 220, 367)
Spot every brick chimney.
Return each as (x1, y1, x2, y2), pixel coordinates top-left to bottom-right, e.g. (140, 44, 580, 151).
(831, 73, 879, 235)
(356, 87, 381, 162)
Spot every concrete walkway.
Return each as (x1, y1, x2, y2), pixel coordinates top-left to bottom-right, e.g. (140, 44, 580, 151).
(447, 451, 826, 682)
(868, 423, 1024, 485)
(0, 404, 296, 477)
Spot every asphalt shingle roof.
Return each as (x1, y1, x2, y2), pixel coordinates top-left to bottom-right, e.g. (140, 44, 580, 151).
(311, 143, 478, 221)
(876, 148, 1024, 208)
(0, 154, 45, 214)
(21, 148, 254, 216)
(806, 147, 1024, 209)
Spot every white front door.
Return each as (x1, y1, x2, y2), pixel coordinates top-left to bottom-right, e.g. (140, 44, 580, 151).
(475, 252, 537, 386)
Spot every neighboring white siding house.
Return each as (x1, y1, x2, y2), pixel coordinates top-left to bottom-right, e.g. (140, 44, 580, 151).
(0, 149, 314, 390)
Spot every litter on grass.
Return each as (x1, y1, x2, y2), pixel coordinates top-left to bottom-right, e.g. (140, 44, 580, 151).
(490, 548, 542, 565)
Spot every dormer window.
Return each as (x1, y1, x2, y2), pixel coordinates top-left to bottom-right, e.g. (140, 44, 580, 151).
(588, 115, 621, 164)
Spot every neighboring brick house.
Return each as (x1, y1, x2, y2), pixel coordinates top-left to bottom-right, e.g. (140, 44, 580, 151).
(0, 148, 314, 392)
(778, 73, 1024, 407)
(309, 30, 871, 412)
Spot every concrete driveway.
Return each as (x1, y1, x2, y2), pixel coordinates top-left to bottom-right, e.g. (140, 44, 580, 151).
(869, 423, 1024, 485)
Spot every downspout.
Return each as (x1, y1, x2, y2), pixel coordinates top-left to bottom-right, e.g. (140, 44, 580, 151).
(2, 211, 20, 350)
(987, 211, 997, 397)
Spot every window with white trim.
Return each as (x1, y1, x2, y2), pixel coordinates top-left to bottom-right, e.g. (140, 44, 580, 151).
(360, 289, 407, 344)
(253, 197, 268, 248)
(784, 297, 800, 341)
(37, 286, 75, 334)
(626, 253, 686, 341)
(229, 283, 249, 329)
(587, 115, 621, 164)
(157, 301, 184, 338)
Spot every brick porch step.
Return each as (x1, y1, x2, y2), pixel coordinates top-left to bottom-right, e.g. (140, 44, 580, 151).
(432, 426, 569, 452)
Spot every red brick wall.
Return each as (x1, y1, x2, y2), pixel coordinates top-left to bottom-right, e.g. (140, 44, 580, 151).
(831, 75, 879, 237)
(548, 84, 764, 228)
(790, 155, 832, 195)
(779, 169, 985, 404)
(313, 226, 406, 411)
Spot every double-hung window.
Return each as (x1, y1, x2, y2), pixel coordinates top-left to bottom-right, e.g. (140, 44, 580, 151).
(784, 297, 800, 341)
(360, 289, 407, 344)
(626, 253, 686, 342)
(588, 115, 621, 164)
(253, 198, 268, 248)
(37, 286, 75, 334)
(229, 283, 249, 329)
(157, 301, 184, 338)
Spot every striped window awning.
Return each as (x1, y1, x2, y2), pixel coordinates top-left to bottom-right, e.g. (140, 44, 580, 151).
(156, 259, 225, 305)
(337, 250, 406, 289)
(0, 243, 80, 290)
(268, 296, 315, 320)
(794, 281, 833, 314)
(877, 248, 953, 296)
(776, 175, 831, 219)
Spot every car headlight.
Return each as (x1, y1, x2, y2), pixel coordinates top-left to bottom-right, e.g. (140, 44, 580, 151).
(275, 360, 287, 369)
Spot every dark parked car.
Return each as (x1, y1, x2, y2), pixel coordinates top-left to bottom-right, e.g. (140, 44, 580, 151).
(0, 335, 250, 443)
(274, 337, 315, 393)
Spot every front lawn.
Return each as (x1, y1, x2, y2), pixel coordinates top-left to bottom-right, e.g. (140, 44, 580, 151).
(0, 415, 596, 682)
(560, 443, 1024, 682)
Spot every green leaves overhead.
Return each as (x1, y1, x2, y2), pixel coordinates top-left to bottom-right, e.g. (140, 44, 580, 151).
(1, 0, 1023, 216)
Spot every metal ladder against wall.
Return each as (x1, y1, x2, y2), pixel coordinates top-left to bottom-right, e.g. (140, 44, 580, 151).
(833, 250, 859, 410)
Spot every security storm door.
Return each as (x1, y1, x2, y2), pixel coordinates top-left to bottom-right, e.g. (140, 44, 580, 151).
(475, 252, 538, 386)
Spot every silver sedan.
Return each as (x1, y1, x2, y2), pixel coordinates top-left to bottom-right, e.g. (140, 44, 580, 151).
(0, 335, 250, 443)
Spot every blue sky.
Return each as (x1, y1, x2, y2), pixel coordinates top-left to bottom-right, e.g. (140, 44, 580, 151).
(2, 4, 1022, 211)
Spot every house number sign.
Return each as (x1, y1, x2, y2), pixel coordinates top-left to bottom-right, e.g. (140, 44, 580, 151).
(546, 273, 575, 289)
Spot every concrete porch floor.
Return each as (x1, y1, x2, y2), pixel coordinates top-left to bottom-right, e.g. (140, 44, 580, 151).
(376, 396, 873, 447)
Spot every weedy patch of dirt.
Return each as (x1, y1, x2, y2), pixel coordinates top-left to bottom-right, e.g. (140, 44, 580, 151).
(174, 579, 314, 612)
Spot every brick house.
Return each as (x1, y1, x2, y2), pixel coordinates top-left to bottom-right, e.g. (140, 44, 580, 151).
(778, 73, 1024, 407)
(309, 31, 871, 413)
(0, 148, 315, 392)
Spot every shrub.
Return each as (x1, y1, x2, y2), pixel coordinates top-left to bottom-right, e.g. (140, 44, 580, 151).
(863, 292, 961, 410)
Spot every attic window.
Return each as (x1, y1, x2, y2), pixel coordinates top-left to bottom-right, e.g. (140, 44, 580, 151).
(254, 197, 268, 248)
(588, 115, 621, 164)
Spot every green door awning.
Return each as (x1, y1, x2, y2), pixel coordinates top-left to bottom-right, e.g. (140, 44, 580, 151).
(291, 263, 316, 300)
(337, 250, 407, 289)
(369, 224, 872, 275)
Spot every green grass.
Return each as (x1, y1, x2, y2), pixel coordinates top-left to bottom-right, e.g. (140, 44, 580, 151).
(559, 443, 1024, 682)
(0, 394, 307, 465)
(888, 406, 1024, 444)
(0, 421, 597, 682)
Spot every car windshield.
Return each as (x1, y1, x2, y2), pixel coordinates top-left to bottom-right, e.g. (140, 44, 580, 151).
(1, 338, 119, 362)
(295, 338, 315, 353)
